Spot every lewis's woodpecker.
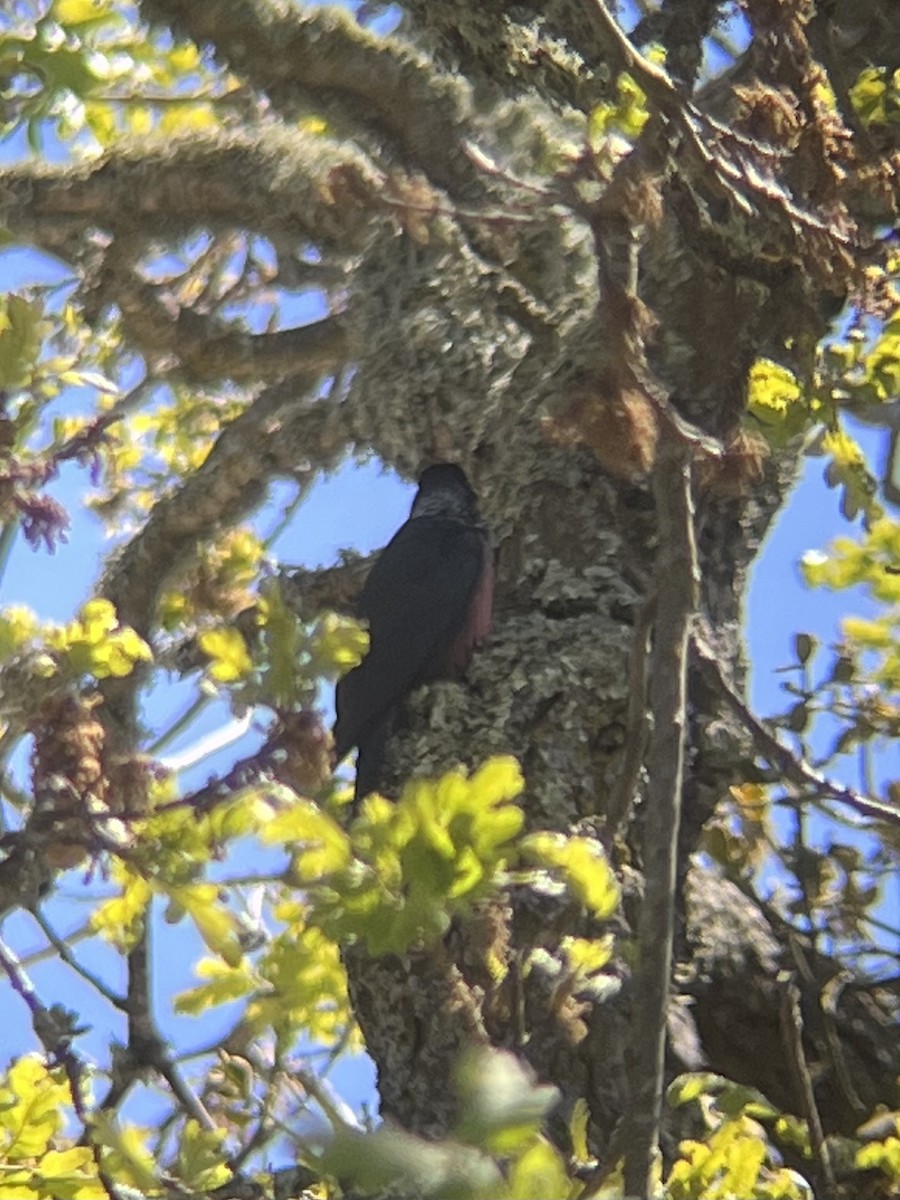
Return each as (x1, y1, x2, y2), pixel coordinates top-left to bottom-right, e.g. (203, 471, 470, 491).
(333, 463, 494, 802)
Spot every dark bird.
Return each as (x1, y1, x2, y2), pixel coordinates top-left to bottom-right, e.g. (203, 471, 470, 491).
(333, 463, 494, 803)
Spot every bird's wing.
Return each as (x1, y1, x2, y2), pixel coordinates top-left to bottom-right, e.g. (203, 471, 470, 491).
(333, 517, 485, 760)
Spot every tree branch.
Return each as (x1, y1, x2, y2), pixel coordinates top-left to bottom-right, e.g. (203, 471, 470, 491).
(623, 439, 698, 1199)
(158, 556, 373, 681)
(152, 710, 331, 819)
(607, 596, 656, 836)
(692, 631, 900, 828)
(400, 0, 615, 111)
(281, 554, 375, 622)
(31, 909, 127, 1010)
(0, 934, 125, 1200)
(97, 382, 351, 743)
(110, 273, 349, 384)
(138, 0, 485, 201)
(779, 969, 836, 1196)
(631, 0, 727, 88)
(102, 384, 342, 635)
(0, 125, 380, 255)
(585, 0, 862, 275)
(126, 928, 217, 1133)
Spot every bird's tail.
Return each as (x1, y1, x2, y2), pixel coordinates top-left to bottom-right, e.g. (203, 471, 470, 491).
(352, 709, 394, 808)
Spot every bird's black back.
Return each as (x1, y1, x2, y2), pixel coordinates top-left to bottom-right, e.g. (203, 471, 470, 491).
(332, 514, 486, 765)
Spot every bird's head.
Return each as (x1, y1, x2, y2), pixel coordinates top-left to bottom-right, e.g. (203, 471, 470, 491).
(410, 462, 481, 524)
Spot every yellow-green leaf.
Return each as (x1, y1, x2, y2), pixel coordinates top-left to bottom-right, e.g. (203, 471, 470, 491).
(0, 1058, 68, 1161)
(199, 627, 252, 683)
(174, 957, 256, 1016)
(92, 1115, 159, 1192)
(0, 295, 44, 390)
(176, 1120, 232, 1190)
(25, 1146, 101, 1200)
(262, 798, 352, 878)
(163, 882, 244, 967)
(89, 864, 151, 951)
(504, 1136, 575, 1200)
(523, 833, 620, 918)
(310, 611, 370, 678)
(0, 606, 39, 661)
(53, 0, 113, 24)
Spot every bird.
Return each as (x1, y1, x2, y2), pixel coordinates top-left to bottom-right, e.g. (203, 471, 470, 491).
(333, 462, 494, 804)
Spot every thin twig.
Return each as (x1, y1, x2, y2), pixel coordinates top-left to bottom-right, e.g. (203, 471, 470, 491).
(377, 189, 561, 228)
(623, 440, 698, 1198)
(584, 0, 858, 249)
(31, 909, 127, 1008)
(127, 925, 218, 1132)
(288, 1062, 364, 1131)
(227, 1105, 274, 1174)
(0, 517, 19, 587)
(147, 692, 212, 756)
(154, 1054, 218, 1133)
(0, 770, 31, 810)
(226, 1057, 279, 1174)
(263, 484, 306, 550)
(692, 632, 900, 827)
(818, 970, 868, 1121)
(461, 141, 559, 198)
(52, 379, 158, 466)
(0, 935, 124, 1200)
(779, 967, 836, 1197)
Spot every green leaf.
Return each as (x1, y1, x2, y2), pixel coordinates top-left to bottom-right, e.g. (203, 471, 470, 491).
(89, 863, 151, 951)
(856, 1133, 900, 1181)
(0, 295, 44, 390)
(0, 1058, 68, 1160)
(26, 1146, 101, 1200)
(864, 314, 900, 401)
(746, 358, 813, 445)
(46, 598, 153, 680)
(820, 428, 879, 523)
(174, 957, 256, 1016)
(91, 1115, 159, 1192)
(849, 66, 900, 128)
(52, 0, 115, 26)
(309, 610, 370, 678)
(295, 758, 525, 956)
(245, 903, 354, 1045)
(175, 1120, 232, 1191)
(163, 882, 244, 967)
(503, 1137, 575, 1200)
(258, 579, 305, 707)
(263, 798, 352, 878)
(199, 627, 252, 683)
(793, 633, 816, 665)
(667, 1072, 727, 1108)
(455, 1048, 559, 1155)
(325, 1124, 501, 1199)
(0, 606, 40, 661)
(522, 832, 620, 918)
(588, 49, 665, 145)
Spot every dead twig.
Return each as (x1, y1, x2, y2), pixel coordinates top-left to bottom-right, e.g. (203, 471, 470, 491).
(779, 965, 836, 1198)
(623, 439, 698, 1198)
